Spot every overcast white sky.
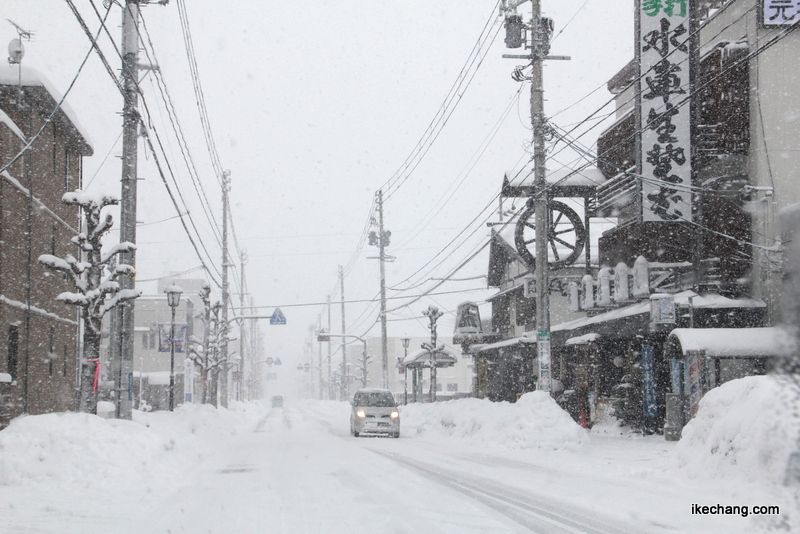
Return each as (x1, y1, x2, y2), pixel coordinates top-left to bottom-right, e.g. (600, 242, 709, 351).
(1, 0, 633, 370)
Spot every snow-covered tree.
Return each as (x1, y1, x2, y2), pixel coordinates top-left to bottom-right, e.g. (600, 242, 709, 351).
(187, 285, 226, 405)
(38, 190, 141, 413)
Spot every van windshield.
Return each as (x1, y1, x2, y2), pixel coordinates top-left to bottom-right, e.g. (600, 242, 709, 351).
(354, 392, 396, 407)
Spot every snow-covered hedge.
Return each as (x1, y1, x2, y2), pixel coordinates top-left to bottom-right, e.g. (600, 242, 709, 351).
(401, 391, 588, 450)
(670, 375, 800, 485)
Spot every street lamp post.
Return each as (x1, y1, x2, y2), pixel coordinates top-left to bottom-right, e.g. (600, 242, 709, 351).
(401, 337, 410, 405)
(165, 285, 183, 411)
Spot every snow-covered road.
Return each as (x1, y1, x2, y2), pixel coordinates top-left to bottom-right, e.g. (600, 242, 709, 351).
(1, 380, 796, 534)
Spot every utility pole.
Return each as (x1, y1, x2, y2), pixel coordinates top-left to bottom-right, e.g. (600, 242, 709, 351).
(220, 170, 231, 407)
(317, 315, 323, 399)
(114, 0, 141, 420)
(501, 0, 566, 392)
(238, 249, 248, 402)
(530, 0, 552, 393)
(376, 190, 389, 389)
(339, 266, 347, 401)
(326, 294, 332, 399)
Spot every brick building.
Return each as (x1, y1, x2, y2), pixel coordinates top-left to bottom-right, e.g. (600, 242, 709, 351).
(0, 64, 93, 426)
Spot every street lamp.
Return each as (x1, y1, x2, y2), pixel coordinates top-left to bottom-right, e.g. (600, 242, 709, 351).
(165, 285, 183, 411)
(401, 338, 410, 405)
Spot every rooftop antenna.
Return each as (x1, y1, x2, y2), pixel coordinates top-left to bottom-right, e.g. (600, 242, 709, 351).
(7, 20, 34, 107)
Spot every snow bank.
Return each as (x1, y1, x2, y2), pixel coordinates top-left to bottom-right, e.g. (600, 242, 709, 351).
(669, 375, 800, 485)
(401, 391, 588, 450)
(0, 401, 264, 491)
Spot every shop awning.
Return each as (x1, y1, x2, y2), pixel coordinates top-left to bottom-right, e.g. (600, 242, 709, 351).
(403, 347, 458, 367)
(565, 333, 601, 346)
(476, 335, 537, 353)
(666, 327, 796, 358)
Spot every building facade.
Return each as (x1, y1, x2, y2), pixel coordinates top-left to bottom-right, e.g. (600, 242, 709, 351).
(0, 65, 93, 426)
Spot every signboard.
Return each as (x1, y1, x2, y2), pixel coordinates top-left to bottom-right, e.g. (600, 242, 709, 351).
(265, 357, 274, 365)
(669, 358, 682, 394)
(270, 307, 286, 325)
(266, 373, 278, 380)
(158, 324, 187, 353)
(537, 331, 551, 391)
(641, 346, 658, 417)
(650, 295, 676, 324)
(686, 352, 705, 417)
(274, 357, 282, 366)
(763, 0, 800, 26)
(638, 0, 692, 222)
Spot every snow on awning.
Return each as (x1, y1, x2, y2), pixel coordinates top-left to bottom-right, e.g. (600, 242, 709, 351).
(550, 292, 767, 335)
(486, 283, 524, 302)
(667, 328, 796, 358)
(403, 347, 458, 367)
(476, 335, 536, 353)
(565, 333, 601, 346)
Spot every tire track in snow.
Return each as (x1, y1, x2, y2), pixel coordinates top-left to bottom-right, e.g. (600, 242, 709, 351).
(370, 449, 647, 534)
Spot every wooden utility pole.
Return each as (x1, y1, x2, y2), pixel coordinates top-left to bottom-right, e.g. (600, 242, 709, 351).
(327, 294, 332, 399)
(339, 266, 347, 400)
(220, 170, 231, 407)
(377, 190, 389, 389)
(115, 0, 141, 419)
(501, 0, 567, 392)
(239, 249, 248, 401)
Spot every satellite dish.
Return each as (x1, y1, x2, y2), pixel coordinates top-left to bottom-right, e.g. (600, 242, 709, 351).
(8, 38, 24, 64)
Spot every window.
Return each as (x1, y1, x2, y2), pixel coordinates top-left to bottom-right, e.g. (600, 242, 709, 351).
(447, 383, 458, 392)
(142, 333, 148, 349)
(63, 343, 68, 377)
(7, 326, 19, 380)
(150, 332, 156, 350)
(436, 383, 442, 392)
(65, 149, 72, 191)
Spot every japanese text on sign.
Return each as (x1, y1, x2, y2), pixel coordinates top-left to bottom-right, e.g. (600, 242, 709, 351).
(638, 0, 692, 222)
(763, 0, 800, 26)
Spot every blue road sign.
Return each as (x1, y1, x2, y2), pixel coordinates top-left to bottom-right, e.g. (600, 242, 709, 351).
(270, 307, 286, 325)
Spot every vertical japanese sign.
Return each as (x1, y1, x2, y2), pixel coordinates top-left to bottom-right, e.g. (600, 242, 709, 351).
(641, 346, 658, 417)
(538, 331, 552, 392)
(686, 352, 705, 417)
(763, 0, 800, 26)
(638, 0, 692, 222)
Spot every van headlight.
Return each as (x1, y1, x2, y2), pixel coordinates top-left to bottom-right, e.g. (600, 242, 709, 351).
(390, 411, 399, 419)
(356, 410, 366, 418)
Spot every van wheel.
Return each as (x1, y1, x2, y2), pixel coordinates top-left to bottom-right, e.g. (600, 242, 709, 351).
(353, 430, 359, 437)
(392, 432, 399, 438)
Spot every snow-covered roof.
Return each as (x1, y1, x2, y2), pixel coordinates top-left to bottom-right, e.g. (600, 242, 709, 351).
(0, 64, 93, 153)
(476, 335, 537, 352)
(667, 327, 796, 358)
(550, 292, 766, 334)
(0, 106, 25, 141)
(403, 347, 458, 367)
(565, 333, 601, 346)
(505, 166, 607, 189)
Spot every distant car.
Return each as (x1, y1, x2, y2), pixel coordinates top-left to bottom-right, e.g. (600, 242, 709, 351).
(271, 395, 283, 408)
(350, 388, 399, 438)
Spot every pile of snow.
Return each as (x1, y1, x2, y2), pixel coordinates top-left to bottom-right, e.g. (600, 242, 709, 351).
(669, 375, 800, 485)
(0, 401, 264, 492)
(401, 391, 588, 450)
